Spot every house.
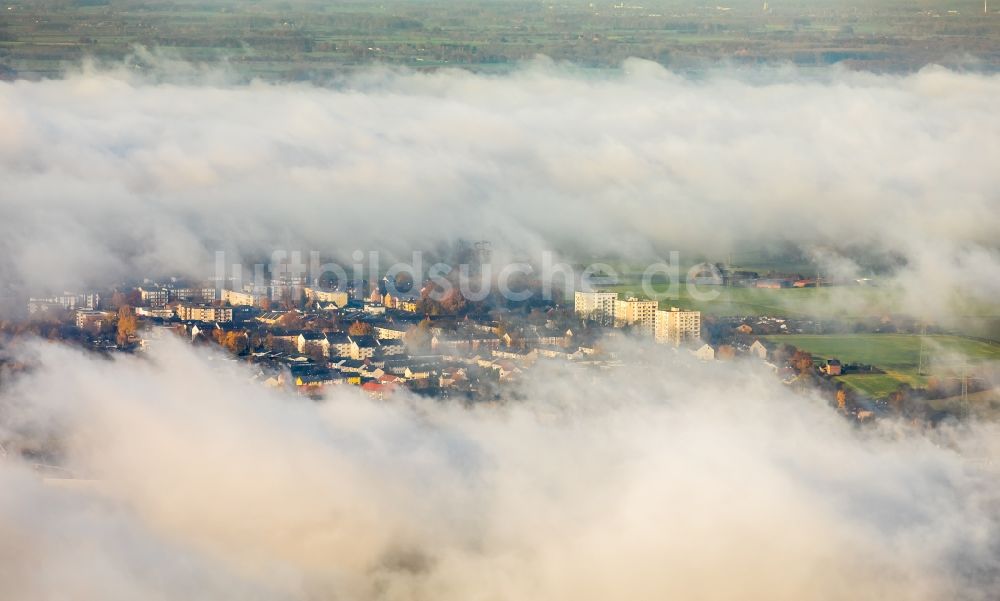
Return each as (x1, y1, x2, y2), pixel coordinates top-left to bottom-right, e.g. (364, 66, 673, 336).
(348, 335, 379, 360)
(359, 365, 386, 379)
(431, 332, 502, 353)
(492, 348, 537, 361)
(374, 323, 409, 340)
(255, 311, 288, 325)
(363, 302, 386, 315)
(290, 365, 344, 389)
(822, 359, 843, 376)
(748, 339, 769, 360)
(325, 332, 352, 358)
(536, 346, 574, 360)
(691, 343, 716, 361)
(491, 360, 520, 381)
(404, 365, 433, 380)
(377, 339, 406, 356)
(334, 359, 366, 374)
(361, 381, 397, 400)
(268, 330, 303, 352)
(188, 322, 218, 341)
(297, 331, 330, 356)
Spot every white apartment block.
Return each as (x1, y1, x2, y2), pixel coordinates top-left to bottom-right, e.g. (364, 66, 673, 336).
(221, 288, 257, 307)
(139, 287, 170, 308)
(75, 309, 112, 329)
(655, 307, 702, 346)
(175, 304, 233, 323)
(613, 297, 658, 336)
(304, 287, 349, 308)
(574, 291, 618, 325)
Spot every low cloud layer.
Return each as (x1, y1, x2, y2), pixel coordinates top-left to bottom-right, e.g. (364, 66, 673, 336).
(1, 58, 998, 318)
(1, 338, 998, 600)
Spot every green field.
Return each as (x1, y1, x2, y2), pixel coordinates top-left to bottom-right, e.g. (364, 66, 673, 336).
(762, 334, 1000, 368)
(2, 0, 998, 80)
(603, 283, 900, 318)
(762, 334, 1000, 399)
(837, 374, 917, 399)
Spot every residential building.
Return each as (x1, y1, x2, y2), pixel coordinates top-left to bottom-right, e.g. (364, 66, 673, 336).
(75, 309, 111, 330)
(221, 289, 257, 307)
(748, 339, 769, 360)
(363, 302, 386, 315)
(304, 287, 349, 308)
(135, 307, 175, 319)
(325, 333, 352, 358)
(574, 291, 618, 325)
(822, 359, 843, 376)
(375, 324, 409, 340)
(691, 343, 716, 361)
(613, 297, 658, 336)
(348, 335, 378, 360)
(138, 287, 170, 308)
(377, 339, 406, 356)
(28, 291, 98, 313)
(655, 307, 702, 346)
(297, 331, 330, 357)
(175, 304, 233, 323)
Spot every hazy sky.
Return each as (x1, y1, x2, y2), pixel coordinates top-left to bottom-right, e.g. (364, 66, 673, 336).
(1, 57, 998, 318)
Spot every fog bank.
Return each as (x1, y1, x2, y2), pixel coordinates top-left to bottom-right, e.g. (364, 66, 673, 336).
(1, 59, 998, 318)
(1, 339, 998, 600)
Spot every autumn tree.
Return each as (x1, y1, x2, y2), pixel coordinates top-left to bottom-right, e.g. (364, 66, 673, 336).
(440, 288, 467, 315)
(835, 388, 848, 413)
(116, 306, 137, 347)
(790, 350, 814, 375)
(221, 331, 248, 355)
(348, 320, 373, 337)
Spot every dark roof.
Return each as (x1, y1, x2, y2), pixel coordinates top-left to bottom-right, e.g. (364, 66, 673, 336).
(350, 335, 378, 348)
(270, 329, 305, 338)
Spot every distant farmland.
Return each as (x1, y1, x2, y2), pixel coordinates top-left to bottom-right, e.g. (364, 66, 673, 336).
(602, 283, 900, 318)
(762, 334, 1000, 399)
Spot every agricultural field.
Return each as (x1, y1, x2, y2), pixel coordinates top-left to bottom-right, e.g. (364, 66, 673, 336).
(762, 333, 1000, 398)
(1, 0, 998, 80)
(602, 282, 900, 318)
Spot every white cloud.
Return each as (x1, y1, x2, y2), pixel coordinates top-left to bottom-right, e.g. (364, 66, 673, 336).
(0, 59, 997, 321)
(1, 338, 997, 599)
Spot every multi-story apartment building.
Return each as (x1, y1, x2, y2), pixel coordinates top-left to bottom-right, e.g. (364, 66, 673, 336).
(613, 297, 658, 336)
(175, 304, 233, 323)
(574, 291, 618, 326)
(221, 288, 257, 307)
(138, 287, 170, 308)
(655, 307, 702, 346)
(303, 287, 349, 308)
